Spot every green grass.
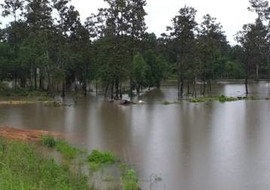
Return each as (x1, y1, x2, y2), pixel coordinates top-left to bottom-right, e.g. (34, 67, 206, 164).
(87, 150, 116, 171)
(0, 138, 90, 190)
(41, 136, 81, 159)
(88, 150, 116, 165)
(218, 94, 238, 102)
(56, 140, 81, 159)
(121, 169, 140, 190)
(189, 95, 238, 103)
(42, 135, 57, 148)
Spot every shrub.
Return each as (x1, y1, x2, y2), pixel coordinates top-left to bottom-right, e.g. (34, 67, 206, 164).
(88, 150, 116, 165)
(56, 140, 80, 159)
(42, 136, 56, 148)
(121, 169, 140, 190)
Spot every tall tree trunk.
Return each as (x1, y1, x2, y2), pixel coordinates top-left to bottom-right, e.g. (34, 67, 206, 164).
(187, 80, 190, 96)
(115, 79, 119, 99)
(96, 80, 98, 95)
(120, 82, 123, 99)
(256, 63, 259, 81)
(193, 77, 197, 98)
(110, 83, 114, 99)
(203, 80, 206, 96)
(62, 81, 65, 97)
(245, 77, 249, 95)
(14, 71, 17, 90)
(84, 80, 87, 96)
(34, 68, 37, 90)
(129, 77, 133, 100)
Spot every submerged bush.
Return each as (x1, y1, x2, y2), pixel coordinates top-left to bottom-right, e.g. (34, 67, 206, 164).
(218, 94, 238, 102)
(56, 140, 80, 159)
(121, 169, 140, 190)
(88, 150, 116, 165)
(190, 95, 238, 103)
(41, 137, 80, 159)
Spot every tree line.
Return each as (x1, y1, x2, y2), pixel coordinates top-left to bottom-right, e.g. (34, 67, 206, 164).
(0, 0, 269, 99)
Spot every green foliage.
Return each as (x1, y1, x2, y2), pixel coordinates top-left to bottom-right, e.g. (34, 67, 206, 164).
(88, 150, 116, 165)
(42, 135, 57, 148)
(56, 140, 81, 159)
(189, 95, 238, 103)
(218, 95, 238, 102)
(121, 169, 140, 190)
(162, 100, 180, 105)
(41, 136, 81, 159)
(0, 138, 89, 190)
(132, 53, 148, 90)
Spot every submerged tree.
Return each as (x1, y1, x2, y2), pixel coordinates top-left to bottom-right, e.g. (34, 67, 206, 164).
(167, 6, 197, 98)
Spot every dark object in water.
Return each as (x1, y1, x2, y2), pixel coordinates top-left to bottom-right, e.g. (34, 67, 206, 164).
(119, 99, 132, 105)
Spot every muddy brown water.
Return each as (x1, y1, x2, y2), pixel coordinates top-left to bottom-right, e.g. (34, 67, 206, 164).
(1, 81, 270, 190)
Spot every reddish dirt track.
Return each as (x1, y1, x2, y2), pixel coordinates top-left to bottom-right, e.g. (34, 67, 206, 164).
(0, 126, 63, 142)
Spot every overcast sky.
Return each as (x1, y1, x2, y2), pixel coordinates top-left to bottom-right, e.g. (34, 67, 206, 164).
(72, 0, 257, 45)
(0, 0, 257, 45)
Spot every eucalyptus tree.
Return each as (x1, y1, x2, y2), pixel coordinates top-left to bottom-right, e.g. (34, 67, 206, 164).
(23, 0, 54, 90)
(86, 0, 147, 99)
(1, 0, 25, 88)
(236, 19, 267, 94)
(167, 6, 197, 98)
(198, 14, 228, 94)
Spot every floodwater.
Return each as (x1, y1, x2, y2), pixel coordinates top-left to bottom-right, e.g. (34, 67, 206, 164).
(1, 81, 270, 190)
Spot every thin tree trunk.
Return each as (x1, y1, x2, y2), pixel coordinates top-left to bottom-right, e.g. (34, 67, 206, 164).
(62, 81, 65, 97)
(96, 80, 98, 95)
(110, 83, 114, 100)
(34, 68, 37, 90)
(187, 80, 190, 96)
(245, 77, 249, 95)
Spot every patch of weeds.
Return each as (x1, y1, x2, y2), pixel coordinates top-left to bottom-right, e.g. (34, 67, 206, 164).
(43, 101, 63, 107)
(121, 169, 140, 190)
(56, 140, 80, 159)
(120, 163, 128, 174)
(218, 94, 238, 102)
(87, 150, 116, 171)
(162, 100, 171, 105)
(162, 100, 180, 105)
(246, 96, 258, 100)
(189, 95, 238, 103)
(89, 162, 101, 172)
(88, 150, 116, 165)
(189, 98, 207, 103)
(41, 136, 56, 148)
(41, 136, 81, 159)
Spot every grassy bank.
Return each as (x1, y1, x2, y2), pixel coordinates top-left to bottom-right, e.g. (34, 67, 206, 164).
(0, 138, 89, 190)
(189, 95, 258, 103)
(0, 133, 142, 190)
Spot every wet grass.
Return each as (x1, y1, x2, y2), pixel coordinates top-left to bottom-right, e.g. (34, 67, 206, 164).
(42, 136, 81, 159)
(87, 150, 117, 171)
(55, 140, 82, 159)
(162, 100, 180, 105)
(121, 169, 140, 190)
(0, 138, 90, 190)
(3, 135, 143, 190)
(189, 95, 239, 103)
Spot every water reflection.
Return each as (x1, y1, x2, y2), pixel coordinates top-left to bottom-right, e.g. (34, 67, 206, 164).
(0, 82, 270, 190)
